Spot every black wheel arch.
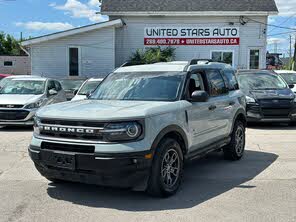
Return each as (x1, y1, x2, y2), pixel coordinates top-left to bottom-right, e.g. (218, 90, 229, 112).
(231, 109, 247, 134)
(151, 125, 189, 156)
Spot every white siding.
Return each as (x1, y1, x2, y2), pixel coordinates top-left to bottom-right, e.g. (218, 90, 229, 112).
(30, 27, 115, 78)
(113, 16, 268, 69)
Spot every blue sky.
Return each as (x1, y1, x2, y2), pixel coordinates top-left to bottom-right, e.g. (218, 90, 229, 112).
(0, 0, 295, 57)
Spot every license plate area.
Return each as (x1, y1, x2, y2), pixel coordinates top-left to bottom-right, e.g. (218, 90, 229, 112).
(41, 150, 76, 170)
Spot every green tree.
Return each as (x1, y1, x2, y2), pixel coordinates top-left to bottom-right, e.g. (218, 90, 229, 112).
(129, 47, 176, 65)
(0, 32, 23, 56)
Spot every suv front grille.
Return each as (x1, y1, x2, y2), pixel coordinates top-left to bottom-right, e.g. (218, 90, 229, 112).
(0, 110, 29, 120)
(39, 119, 105, 141)
(41, 142, 95, 153)
(40, 119, 105, 128)
(261, 108, 291, 118)
(259, 99, 293, 108)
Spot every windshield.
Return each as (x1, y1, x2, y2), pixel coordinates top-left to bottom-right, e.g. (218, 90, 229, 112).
(60, 80, 84, 91)
(90, 72, 186, 101)
(0, 79, 45, 95)
(237, 73, 287, 91)
(78, 80, 102, 95)
(279, 73, 296, 85)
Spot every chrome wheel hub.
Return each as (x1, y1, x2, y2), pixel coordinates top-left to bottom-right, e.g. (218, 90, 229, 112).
(161, 149, 180, 188)
(235, 126, 245, 154)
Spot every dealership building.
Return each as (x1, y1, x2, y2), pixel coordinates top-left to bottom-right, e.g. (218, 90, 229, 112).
(22, 0, 278, 78)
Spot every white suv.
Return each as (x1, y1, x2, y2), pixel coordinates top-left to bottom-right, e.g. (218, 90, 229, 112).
(29, 60, 246, 197)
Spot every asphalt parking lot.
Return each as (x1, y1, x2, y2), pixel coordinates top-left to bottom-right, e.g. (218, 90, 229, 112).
(0, 125, 295, 222)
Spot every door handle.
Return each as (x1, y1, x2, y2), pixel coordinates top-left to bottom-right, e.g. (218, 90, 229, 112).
(208, 105, 217, 111)
(229, 101, 235, 106)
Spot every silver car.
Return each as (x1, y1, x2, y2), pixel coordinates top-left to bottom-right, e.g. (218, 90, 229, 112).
(0, 76, 67, 126)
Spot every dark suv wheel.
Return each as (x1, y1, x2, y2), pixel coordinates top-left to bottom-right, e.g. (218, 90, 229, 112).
(223, 120, 246, 160)
(147, 138, 184, 197)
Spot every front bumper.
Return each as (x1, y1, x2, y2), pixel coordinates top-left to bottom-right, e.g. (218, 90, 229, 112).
(246, 103, 296, 123)
(0, 109, 36, 126)
(29, 145, 153, 191)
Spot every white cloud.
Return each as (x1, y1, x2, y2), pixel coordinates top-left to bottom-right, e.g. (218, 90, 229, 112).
(50, 0, 105, 22)
(275, 0, 296, 16)
(15, 22, 74, 31)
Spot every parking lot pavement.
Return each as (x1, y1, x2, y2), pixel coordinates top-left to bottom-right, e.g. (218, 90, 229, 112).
(0, 125, 295, 222)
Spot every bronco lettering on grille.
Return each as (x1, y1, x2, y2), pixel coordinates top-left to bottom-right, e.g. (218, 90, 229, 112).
(40, 125, 95, 134)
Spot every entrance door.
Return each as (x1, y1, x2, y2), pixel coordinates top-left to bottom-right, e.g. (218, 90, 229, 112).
(69, 47, 79, 76)
(249, 49, 260, 69)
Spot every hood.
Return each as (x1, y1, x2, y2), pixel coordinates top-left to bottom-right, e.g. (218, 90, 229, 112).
(37, 100, 184, 120)
(247, 88, 295, 100)
(0, 94, 44, 105)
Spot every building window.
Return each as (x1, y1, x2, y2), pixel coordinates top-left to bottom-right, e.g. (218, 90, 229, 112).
(69, 47, 79, 76)
(211, 51, 233, 66)
(249, 49, 260, 69)
(4, 61, 13, 66)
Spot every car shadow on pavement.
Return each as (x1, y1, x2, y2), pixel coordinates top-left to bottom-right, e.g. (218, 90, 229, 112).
(247, 122, 296, 130)
(47, 150, 278, 211)
(0, 126, 33, 132)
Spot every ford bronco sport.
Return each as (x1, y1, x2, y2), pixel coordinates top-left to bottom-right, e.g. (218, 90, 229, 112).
(29, 60, 247, 197)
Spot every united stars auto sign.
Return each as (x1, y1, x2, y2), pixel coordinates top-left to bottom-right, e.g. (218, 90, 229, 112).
(144, 27, 240, 46)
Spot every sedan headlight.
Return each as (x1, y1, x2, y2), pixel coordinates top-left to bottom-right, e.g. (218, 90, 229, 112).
(294, 97, 296, 103)
(246, 96, 256, 104)
(25, 100, 43, 109)
(102, 121, 143, 142)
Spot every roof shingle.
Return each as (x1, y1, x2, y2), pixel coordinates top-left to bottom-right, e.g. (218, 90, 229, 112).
(101, 0, 278, 13)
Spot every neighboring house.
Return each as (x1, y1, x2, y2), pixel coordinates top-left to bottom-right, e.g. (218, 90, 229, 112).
(22, 0, 278, 78)
(0, 55, 31, 75)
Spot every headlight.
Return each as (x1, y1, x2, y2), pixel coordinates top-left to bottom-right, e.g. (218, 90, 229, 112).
(246, 96, 256, 104)
(33, 117, 41, 135)
(294, 97, 296, 102)
(25, 100, 43, 109)
(102, 122, 143, 142)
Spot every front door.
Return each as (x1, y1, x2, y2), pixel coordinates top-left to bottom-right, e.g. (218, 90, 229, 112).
(69, 47, 79, 76)
(186, 72, 217, 151)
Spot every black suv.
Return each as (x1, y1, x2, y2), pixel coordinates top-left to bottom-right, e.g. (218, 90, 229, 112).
(237, 70, 296, 124)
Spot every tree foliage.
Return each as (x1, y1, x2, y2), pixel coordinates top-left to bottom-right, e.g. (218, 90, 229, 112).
(129, 47, 176, 65)
(0, 32, 23, 56)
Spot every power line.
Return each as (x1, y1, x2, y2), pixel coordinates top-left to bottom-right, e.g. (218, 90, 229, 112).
(244, 16, 296, 31)
(267, 30, 296, 37)
(269, 13, 296, 33)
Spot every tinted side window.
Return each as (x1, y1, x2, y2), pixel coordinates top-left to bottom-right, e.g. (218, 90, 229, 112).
(54, 81, 62, 91)
(206, 70, 228, 96)
(224, 69, 238, 90)
(47, 80, 56, 91)
(187, 73, 205, 98)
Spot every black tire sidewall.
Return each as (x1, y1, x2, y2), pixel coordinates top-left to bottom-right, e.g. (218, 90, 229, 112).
(149, 138, 184, 197)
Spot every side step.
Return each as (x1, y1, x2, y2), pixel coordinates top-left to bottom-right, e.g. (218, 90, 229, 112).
(185, 137, 231, 161)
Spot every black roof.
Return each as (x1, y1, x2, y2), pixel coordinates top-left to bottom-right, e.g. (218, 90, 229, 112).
(101, 0, 278, 13)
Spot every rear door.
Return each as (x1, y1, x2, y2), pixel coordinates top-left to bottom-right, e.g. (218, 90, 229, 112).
(205, 69, 230, 139)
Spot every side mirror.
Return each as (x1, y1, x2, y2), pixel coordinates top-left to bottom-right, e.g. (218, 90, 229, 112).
(86, 91, 92, 98)
(48, 89, 58, 96)
(191, 91, 209, 102)
(73, 89, 78, 95)
(288, 84, 294, 89)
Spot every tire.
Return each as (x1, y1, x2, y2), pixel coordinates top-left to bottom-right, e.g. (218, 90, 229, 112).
(147, 138, 184, 197)
(289, 121, 296, 126)
(223, 120, 246, 160)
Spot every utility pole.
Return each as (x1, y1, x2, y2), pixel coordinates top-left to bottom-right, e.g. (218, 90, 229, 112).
(289, 35, 292, 69)
(293, 35, 296, 71)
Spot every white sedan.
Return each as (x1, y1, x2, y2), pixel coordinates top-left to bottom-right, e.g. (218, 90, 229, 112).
(274, 70, 296, 93)
(72, 78, 103, 101)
